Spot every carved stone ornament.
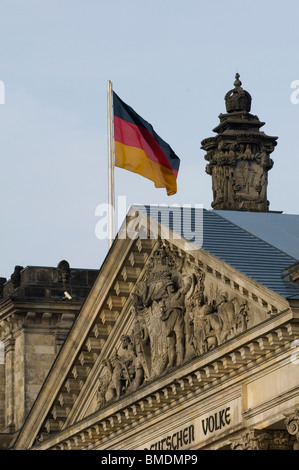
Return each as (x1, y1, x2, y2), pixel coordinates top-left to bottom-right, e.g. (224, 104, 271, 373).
(230, 429, 271, 450)
(11, 266, 23, 288)
(96, 243, 250, 409)
(201, 74, 278, 212)
(0, 277, 6, 298)
(285, 408, 299, 450)
(230, 429, 296, 450)
(57, 260, 70, 286)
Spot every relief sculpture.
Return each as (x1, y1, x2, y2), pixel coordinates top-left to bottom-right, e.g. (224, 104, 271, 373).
(201, 74, 277, 212)
(96, 243, 249, 409)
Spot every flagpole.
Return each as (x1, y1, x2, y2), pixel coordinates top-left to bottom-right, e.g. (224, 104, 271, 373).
(107, 80, 115, 248)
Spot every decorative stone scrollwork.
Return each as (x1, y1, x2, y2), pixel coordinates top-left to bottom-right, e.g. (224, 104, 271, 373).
(230, 429, 271, 450)
(285, 408, 299, 450)
(230, 429, 296, 450)
(270, 431, 296, 450)
(96, 243, 250, 409)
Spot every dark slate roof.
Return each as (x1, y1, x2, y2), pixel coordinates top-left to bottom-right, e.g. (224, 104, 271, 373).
(214, 210, 299, 260)
(132, 205, 299, 300)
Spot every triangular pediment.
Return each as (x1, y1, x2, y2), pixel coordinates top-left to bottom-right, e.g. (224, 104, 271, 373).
(13, 209, 296, 450)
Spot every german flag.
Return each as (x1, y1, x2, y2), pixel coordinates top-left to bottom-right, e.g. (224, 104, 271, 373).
(113, 92, 180, 196)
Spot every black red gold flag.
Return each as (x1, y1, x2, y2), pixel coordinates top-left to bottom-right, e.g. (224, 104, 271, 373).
(113, 92, 180, 196)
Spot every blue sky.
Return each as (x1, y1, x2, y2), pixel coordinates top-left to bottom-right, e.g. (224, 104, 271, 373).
(1, 0, 299, 279)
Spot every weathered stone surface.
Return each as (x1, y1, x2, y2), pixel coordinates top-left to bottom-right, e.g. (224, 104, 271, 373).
(201, 74, 278, 212)
(0, 262, 98, 447)
(95, 242, 252, 410)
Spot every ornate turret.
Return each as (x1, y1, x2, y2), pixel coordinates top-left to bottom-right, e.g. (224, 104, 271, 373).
(201, 74, 278, 212)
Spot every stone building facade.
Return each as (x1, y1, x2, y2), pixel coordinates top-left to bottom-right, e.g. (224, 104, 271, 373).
(1, 75, 299, 451)
(0, 261, 98, 449)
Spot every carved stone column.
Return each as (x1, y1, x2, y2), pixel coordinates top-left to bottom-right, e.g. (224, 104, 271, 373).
(0, 316, 23, 432)
(3, 336, 16, 431)
(285, 409, 299, 450)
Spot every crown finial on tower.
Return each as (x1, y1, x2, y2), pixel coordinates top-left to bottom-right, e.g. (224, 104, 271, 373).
(225, 73, 252, 113)
(234, 72, 242, 87)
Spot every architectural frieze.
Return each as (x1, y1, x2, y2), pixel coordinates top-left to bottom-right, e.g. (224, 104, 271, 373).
(95, 242, 251, 408)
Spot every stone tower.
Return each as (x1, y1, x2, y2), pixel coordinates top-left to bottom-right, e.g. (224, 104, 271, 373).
(0, 261, 98, 447)
(201, 74, 278, 211)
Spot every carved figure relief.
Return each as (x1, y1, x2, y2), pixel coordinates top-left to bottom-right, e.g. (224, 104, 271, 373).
(207, 145, 273, 212)
(96, 243, 250, 409)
